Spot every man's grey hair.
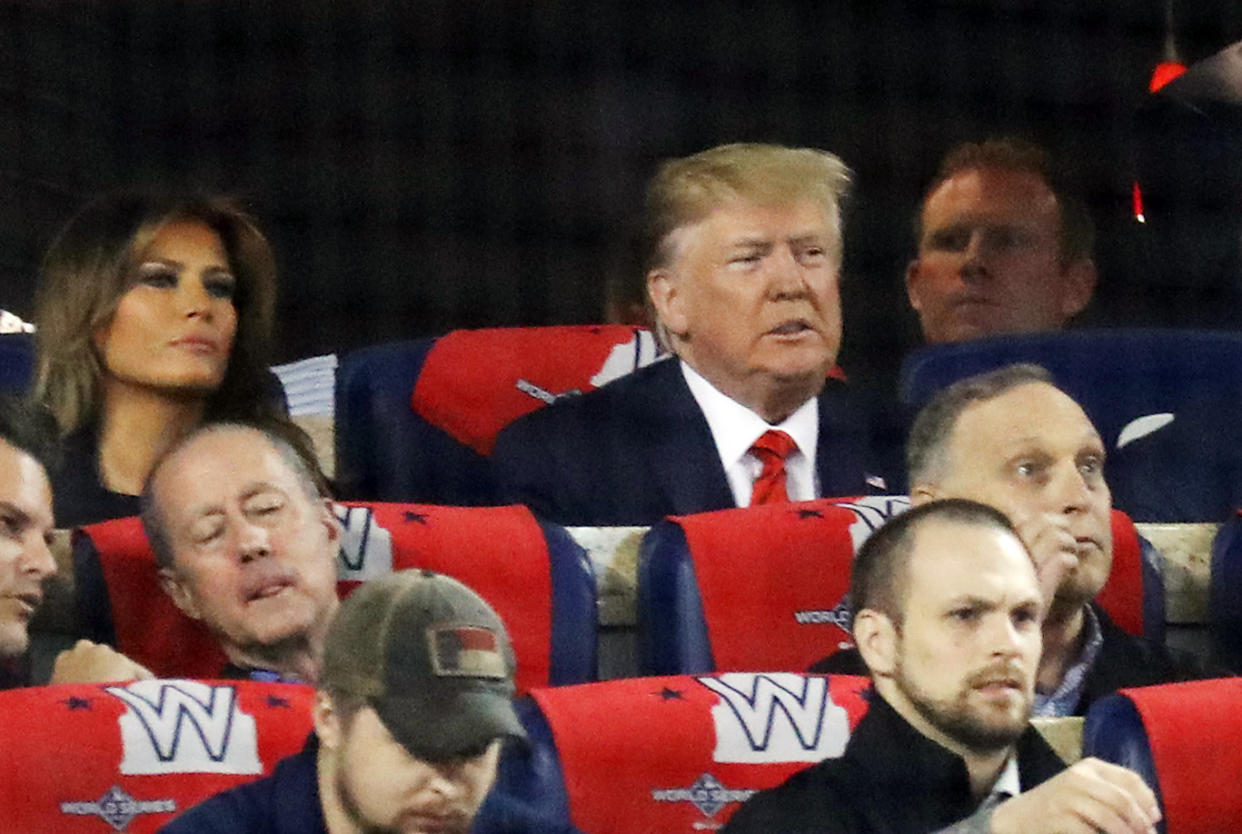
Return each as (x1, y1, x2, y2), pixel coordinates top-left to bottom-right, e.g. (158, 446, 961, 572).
(906, 363, 1055, 485)
(141, 421, 327, 571)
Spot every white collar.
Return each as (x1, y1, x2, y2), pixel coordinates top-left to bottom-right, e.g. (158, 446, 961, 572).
(680, 361, 819, 471)
(991, 755, 1022, 799)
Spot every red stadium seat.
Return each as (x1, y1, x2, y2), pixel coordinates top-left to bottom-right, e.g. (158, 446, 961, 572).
(335, 327, 660, 504)
(637, 497, 1162, 675)
(0, 678, 314, 834)
(1084, 678, 1242, 834)
(74, 503, 597, 693)
(491, 672, 872, 833)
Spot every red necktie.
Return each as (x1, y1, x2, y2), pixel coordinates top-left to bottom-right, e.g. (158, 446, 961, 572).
(749, 430, 797, 505)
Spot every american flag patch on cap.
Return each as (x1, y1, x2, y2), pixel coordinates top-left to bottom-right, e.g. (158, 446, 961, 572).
(428, 626, 507, 679)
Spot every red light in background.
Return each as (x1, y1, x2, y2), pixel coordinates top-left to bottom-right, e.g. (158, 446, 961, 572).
(1149, 61, 1187, 93)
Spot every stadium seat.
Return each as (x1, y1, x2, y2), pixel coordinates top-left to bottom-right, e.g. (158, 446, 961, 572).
(74, 502, 597, 693)
(1084, 678, 1242, 834)
(637, 496, 910, 675)
(0, 678, 314, 834)
(1209, 512, 1242, 669)
(335, 326, 660, 505)
(0, 331, 33, 392)
(489, 672, 871, 833)
(899, 329, 1242, 521)
(637, 498, 1162, 675)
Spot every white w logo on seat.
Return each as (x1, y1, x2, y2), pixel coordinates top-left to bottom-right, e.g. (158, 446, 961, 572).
(698, 673, 851, 764)
(106, 680, 262, 776)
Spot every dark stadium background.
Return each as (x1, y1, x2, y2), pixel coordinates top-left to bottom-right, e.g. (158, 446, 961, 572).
(3, 0, 1241, 387)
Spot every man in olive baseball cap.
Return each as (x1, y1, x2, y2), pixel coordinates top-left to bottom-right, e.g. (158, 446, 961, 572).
(162, 570, 525, 834)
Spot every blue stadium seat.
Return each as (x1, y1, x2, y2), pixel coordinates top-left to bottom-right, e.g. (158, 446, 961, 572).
(1084, 679, 1242, 834)
(334, 338, 494, 504)
(637, 497, 910, 675)
(1209, 513, 1242, 670)
(899, 329, 1242, 521)
(0, 332, 34, 392)
(334, 327, 659, 505)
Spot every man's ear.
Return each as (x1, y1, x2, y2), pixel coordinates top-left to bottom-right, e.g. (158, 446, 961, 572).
(158, 568, 202, 621)
(647, 268, 688, 339)
(904, 259, 926, 313)
(1059, 258, 1097, 320)
(319, 499, 342, 548)
(853, 608, 898, 678)
(313, 690, 343, 750)
(909, 481, 940, 506)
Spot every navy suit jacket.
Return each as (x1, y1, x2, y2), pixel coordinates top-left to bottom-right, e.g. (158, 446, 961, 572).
(493, 357, 904, 526)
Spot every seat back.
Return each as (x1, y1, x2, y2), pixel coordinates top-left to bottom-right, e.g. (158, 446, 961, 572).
(637, 496, 910, 675)
(1209, 512, 1242, 668)
(335, 327, 659, 504)
(0, 678, 313, 834)
(75, 503, 597, 693)
(492, 672, 871, 834)
(0, 331, 33, 392)
(899, 329, 1242, 521)
(1084, 678, 1242, 834)
(637, 498, 1161, 675)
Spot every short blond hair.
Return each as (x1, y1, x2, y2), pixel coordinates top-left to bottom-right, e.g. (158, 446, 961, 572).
(642, 142, 852, 275)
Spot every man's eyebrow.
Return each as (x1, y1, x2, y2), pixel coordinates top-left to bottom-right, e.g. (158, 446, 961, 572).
(239, 482, 287, 501)
(0, 501, 31, 526)
(728, 236, 772, 248)
(944, 594, 992, 608)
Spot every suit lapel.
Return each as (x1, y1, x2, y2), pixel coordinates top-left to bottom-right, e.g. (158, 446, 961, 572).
(643, 360, 735, 515)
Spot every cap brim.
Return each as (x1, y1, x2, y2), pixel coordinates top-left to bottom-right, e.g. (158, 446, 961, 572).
(374, 690, 527, 762)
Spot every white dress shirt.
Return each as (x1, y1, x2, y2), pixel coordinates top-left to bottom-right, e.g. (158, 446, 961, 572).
(681, 361, 820, 507)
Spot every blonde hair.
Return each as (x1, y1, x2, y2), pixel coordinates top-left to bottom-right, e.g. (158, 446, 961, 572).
(33, 190, 280, 434)
(642, 143, 851, 346)
(642, 142, 852, 275)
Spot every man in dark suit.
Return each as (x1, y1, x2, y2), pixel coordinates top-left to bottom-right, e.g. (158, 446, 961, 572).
(494, 143, 898, 525)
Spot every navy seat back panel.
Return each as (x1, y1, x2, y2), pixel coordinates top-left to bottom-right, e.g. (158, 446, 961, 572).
(335, 339, 499, 505)
(636, 521, 714, 675)
(0, 332, 33, 392)
(1082, 694, 1163, 809)
(539, 521, 601, 685)
(899, 329, 1242, 522)
(1209, 514, 1242, 668)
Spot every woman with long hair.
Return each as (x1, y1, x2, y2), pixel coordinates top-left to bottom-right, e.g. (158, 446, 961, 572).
(33, 190, 284, 525)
